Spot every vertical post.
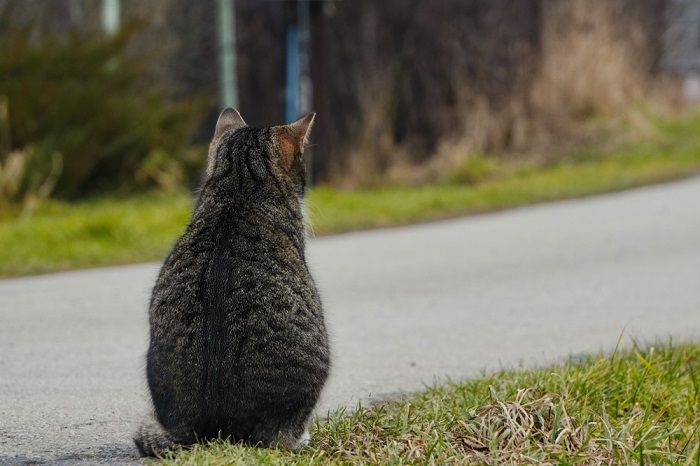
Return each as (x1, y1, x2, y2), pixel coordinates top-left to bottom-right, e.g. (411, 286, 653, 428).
(217, 0, 239, 109)
(310, 2, 325, 183)
(101, 0, 120, 35)
(297, 0, 313, 116)
(285, 1, 315, 183)
(297, 0, 314, 183)
(285, 24, 300, 124)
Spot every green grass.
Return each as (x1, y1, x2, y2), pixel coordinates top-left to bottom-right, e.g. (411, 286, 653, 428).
(155, 341, 700, 465)
(0, 193, 193, 276)
(2, 112, 700, 276)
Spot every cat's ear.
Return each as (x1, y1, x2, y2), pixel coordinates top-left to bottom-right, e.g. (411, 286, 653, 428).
(287, 112, 316, 153)
(213, 107, 246, 140)
(274, 113, 315, 168)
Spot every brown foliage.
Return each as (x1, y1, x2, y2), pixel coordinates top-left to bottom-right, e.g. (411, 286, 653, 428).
(0, 0, 672, 190)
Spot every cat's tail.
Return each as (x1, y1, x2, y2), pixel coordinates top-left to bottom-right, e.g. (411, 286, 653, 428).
(133, 414, 180, 457)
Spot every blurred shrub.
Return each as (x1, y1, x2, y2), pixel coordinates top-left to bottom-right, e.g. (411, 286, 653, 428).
(283, 0, 667, 186)
(0, 146, 61, 215)
(445, 154, 500, 186)
(0, 20, 209, 202)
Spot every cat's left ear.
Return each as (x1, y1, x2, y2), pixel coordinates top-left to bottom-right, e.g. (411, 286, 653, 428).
(274, 113, 315, 168)
(213, 107, 246, 140)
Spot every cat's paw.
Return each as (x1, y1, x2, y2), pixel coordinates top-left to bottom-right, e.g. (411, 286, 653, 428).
(295, 430, 311, 450)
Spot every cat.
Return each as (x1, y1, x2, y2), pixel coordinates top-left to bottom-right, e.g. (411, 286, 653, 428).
(134, 108, 330, 456)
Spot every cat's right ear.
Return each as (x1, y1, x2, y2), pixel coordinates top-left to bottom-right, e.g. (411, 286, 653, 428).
(213, 108, 246, 140)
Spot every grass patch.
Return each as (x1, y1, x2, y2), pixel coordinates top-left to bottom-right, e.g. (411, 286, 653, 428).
(306, 112, 700, 234)
(2, 112, 700, 276)
(0, 193, 192, 276)
(156, 342, 700, 465)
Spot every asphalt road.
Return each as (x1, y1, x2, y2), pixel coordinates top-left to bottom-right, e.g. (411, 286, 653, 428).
(2, 177, 699, 465)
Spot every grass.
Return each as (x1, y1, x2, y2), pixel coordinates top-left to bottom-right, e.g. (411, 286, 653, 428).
(2, 112, 700, 276)
(0, 193, 193, 276)
(155, 341, 700, 465)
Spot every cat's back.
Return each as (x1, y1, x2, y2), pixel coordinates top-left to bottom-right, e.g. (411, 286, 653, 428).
(209, 210, 328, 373)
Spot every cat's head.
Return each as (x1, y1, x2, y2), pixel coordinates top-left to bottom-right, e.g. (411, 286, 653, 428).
(206, 108, 315, 200)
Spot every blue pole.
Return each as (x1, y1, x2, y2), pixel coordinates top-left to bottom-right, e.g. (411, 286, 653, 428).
(285, 25, 300, 123)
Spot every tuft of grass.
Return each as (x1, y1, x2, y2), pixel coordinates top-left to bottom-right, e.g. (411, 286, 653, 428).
(444, 153, 501, 185)
(2, 112, 700, 277)
(156, 342, 700, 465)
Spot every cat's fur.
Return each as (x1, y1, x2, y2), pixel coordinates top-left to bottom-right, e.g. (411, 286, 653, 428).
(134, 109, 330, 456)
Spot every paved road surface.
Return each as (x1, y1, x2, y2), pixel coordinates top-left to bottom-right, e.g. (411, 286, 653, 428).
(2, 177, 699, 464)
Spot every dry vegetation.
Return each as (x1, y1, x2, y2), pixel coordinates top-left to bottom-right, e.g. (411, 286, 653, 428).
(0, 0, 683, 193)
(317, 0, 673, 188)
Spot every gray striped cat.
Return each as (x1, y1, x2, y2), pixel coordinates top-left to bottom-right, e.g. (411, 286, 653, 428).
(134, 109, 330, 456)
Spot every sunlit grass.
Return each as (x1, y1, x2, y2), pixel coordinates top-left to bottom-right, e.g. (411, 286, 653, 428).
(306, 112, 700, 233)
(307, 152, 700, 234)
(1, 112, 700, 276)
(155, 342, 700, 465)
(0, 193, 192, 276)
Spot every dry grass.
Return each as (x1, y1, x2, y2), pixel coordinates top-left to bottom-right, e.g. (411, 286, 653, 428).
(342, 0, 668, 188)
(532, 1, 652, 122)
(455, 388, 585, 463)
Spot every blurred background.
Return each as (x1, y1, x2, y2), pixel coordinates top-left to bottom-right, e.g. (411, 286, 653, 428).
(4, 3, 700, 463)
(1, 0, 700, 275)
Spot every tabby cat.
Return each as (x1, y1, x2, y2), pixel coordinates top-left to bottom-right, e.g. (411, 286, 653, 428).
(134, 109, 330, 456)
